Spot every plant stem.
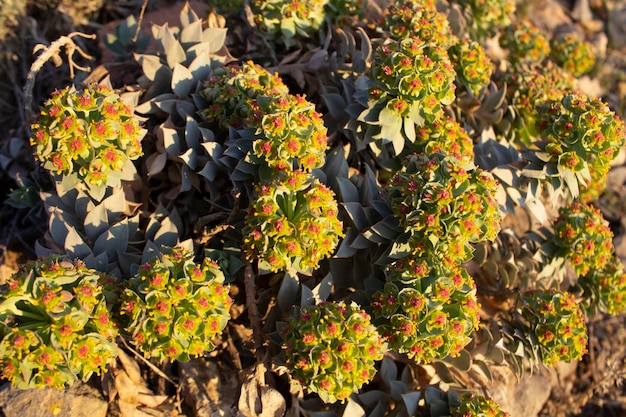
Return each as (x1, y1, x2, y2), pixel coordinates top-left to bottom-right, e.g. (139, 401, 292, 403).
(244, 263, 266, 385)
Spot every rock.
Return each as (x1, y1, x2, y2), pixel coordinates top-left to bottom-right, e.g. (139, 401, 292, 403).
(0, 381, 108, 417)
(488, 365, 553, 417)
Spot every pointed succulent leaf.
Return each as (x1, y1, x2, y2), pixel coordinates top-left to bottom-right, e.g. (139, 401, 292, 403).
(135, 53, 173, 84)
(93, 219, 129, 260)
(179, 1, 200, 27)
(153, 215, 181, 247)
(198, 160, 218, 182)
(146, 152, 167, 176)
(188, 52, 214, 81)
(185, 116, 200, 148)
(64, 226, 92, 259)
(201, 28, 227, 54)
(180, 19, 203, 46)
(84, 202, 108, 242)
(172, 63, 196, 98)
(157, 25, 187, 67)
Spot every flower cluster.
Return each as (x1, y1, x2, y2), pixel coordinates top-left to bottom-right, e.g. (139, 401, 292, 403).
(550, 33, 596, 77)
(553, 202, 614, 277)
(534, 92, 625, 191)
(499, 21, 550, 66)
(120, 246, 231, 363)
(325, 0, 367, 27)
(384, 0, 456, 49)
(243, 173, 344, 273)
(30, 84, 144, 188)
(503, 63, 574, 147)
(283, 301, 387, 403)
(519, 290, 587, 367)
(448, 38, 494, 96)
(372, 263, 480, 362)
(200, 61, 290, 130)
(452, 0, 515, 38)
(250, 0, 327, 47)
(408, 115, 475, 163)
(201, 62, 328, 172)
(370, 37, 456, 124)
(581, 255, 626, 316)
(451, 392, 510, 417)
(0, 256, 119, 389)
(388, 152, 501, 264)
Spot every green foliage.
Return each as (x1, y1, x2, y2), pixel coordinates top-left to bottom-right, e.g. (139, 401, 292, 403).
(384, 0, 456, 49)
(0, 256, 119, 389)
(283, 301, 387, 403)
(451, 0, 515, 38)
(325, 0, 367, 26)
(550, 33, 596, 77)
(120, 246, 231, 363)
(30, 84, 144, 199)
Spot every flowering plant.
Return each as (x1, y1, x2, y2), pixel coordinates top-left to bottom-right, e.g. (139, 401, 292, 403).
(120, 246, 231, 363)
(383, 0, 456, 49)
(552, 202, 614, 277)
(283, 301, 387, 403)
(448, 38, 494, 96)
(372, 263, 480, 362)
(519, 290, 588, 366)
(388, 152, 501, 264)
(30, 84, 144, 190)
(500, 21, 550, 66)
(242, 172, 343, 273)
(0, 256, 119, 389)
(550, 33, 596, 77)
(451, 392, 510, 416)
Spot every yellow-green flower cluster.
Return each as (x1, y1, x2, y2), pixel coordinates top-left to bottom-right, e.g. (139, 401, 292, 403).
(520, 290, 587, 367)
(120, 246, 232, 363)
(30, 84, 144, 187)
(372, 263, 480, 362)
(500, 21, 550, 66)
(550, 33, 596, 77)
(452, 393, 510, 417)
(250, 0, 327, 47)
(201, 61, 328, 172)
(283, 301, 387, 403)
(409, 115, 475, 163)
(200, 61, 290, 130)
(325, 0, 367, 26)
(453, 0, 515, 38)
(243, 172, 344, 273)
(370, 37, 456, 125)
(384, 0, 456, 49)
(448, 38, 494, 96)
(553, 202, 614, 277)
(582, 255, 626, 316)
(534, 92, 625, 190)
(0, 256, 119, 389)
(388, 153, 501, 264)
(503, 63, 574, 147)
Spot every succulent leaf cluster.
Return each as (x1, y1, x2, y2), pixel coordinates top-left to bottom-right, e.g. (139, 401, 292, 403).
(120, 246, 231, 363)
(532, 92, 625, 197)
(250, 0, 328, 47)
(30, 84, 144, 192)
(553, 202, 613, 277)
(283, 301, 387, 403)
(448, 38, 494, 96)
(550, 33, 596, 77)
(372, 263, 480, 362)
(388, 152, 502, 264)
(519, 290, 588, 366)
(384, 0, 456, 49)
(499, 21, 550, 67)
(451, 392, 510, 417)
(243, 172, 344, 273)
(0, 256, 119, 389)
